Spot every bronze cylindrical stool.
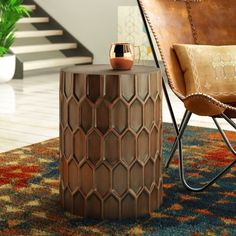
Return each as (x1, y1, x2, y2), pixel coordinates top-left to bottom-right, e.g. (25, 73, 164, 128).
(60, 64, 163, 219)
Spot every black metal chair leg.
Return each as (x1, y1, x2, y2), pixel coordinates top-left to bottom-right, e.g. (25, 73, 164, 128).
(177, 114, 236, 192)
(162, 81, 179, 135)
(165, 110, 192, 168)
(213, 117, 236, 155)
(221, 113, 236, 129)
(179, 140, 236, 192)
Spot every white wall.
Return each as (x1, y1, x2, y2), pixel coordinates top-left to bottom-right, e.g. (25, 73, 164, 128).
(35, 0, 137, 63)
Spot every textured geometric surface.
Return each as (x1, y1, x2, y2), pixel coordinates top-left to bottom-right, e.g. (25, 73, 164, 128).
(0, 124, 236, 235)
(60, 65, 163, 219)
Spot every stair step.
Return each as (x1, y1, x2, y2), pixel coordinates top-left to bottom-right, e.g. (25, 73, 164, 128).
(22, 5, 36, 10)
(11, 43, 77, 54)
(15, 30, 63, 38)
(18, 17, 49, 24)
(24, 57, 92, 71)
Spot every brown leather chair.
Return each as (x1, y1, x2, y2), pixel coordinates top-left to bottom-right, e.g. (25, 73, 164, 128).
(137, 0, 236, 191)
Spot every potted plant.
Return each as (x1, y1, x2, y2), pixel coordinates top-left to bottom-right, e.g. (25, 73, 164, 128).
(0, 0, 29, 82)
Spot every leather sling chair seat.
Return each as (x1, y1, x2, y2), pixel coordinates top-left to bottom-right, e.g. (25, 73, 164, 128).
(137, 0, 236, 191)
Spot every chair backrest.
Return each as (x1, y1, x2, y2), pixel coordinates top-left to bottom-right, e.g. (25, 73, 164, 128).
(138, 0, 236, 99)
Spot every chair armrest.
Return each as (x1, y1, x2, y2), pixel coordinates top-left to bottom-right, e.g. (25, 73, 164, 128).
(183, 93, 236, 117)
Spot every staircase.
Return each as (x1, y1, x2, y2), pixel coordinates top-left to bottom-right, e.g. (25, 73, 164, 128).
(12, 1, 93, 79)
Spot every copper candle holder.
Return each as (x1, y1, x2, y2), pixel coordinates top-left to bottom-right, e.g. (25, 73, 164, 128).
(109, 42, 134, 70)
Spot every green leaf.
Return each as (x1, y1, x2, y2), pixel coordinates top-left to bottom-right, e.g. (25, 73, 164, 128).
(0, 46, 7, 57)
(0, 0, 30, 55)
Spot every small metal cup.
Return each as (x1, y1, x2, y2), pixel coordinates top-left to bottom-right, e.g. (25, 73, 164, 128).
(109, 42, 134, 70)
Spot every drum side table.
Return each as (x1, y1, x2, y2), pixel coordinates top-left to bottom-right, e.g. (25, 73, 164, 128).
(59, 64, 163, 219)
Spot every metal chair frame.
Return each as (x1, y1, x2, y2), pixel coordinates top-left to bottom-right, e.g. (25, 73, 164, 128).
(137, 0, 236, 192)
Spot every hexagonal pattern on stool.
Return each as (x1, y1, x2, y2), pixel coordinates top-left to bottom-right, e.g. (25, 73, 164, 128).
(60, 95, 68, 128)
(104, 132, 119, 166)
(144, 159, 155, 190)
(137, 74, 149, 101)
(130, 162, 143, 194)
(130, 99, 143, 132)
(137, 190, 149, 217)
(88, 131, 101, 165)
(150, 73, 159, 100)
(64, 188, 73, 212)
(112, 100, 128, 134)
(112, 163, 128, 197)
(121, 131, 136, 166)
(157, 123, 162, 155)
(86, 193, 102, 218)
(155, 156, 162, 185)
(68, 98, 79, 131)
(74, 129, 86, 162)
(68, 159, 79, 192)
(104, 194, 119, 219)
(60, 66, 163, 219)
(150, 185, 159, 212)
(87, 75, 101, 103)
(137, 129, 149, 163)
(121, 193, 136, 218)
(80, 163, 93, 196)
(95, 164, 110, 197)
(73, 191, 85, 216)
(156, 95, 162, 126)
(64, 128, 73, 160)
(96, 101, 109, 134)
(150, 126, 158, 159)
(60, 157, 68, 187)
(80, 99, 93, 134)
(74, 74, 85, 101)
(144, 98, 154, 130)
(105, 75, 119, 102)
(63, 72, 73, 98)
(120, 75, 135, 102)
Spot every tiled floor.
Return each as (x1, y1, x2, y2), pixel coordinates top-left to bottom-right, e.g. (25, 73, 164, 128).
(0, 70, 235, 152)
(0, 72, 59, 152)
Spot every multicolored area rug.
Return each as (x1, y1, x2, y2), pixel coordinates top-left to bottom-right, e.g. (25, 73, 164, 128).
(0, 123, 236, 235)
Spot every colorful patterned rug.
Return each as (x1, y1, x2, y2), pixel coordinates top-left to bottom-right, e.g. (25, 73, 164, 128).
(0, 123, 236, 235)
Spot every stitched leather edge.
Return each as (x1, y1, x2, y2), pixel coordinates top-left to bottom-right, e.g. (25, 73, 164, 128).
(139, 0, 185, 99)
(185, 2, 199, 44)
(184, 92, 236, 112)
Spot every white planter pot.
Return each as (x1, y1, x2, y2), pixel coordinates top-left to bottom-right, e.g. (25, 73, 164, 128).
(0, 54, 16, 83)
